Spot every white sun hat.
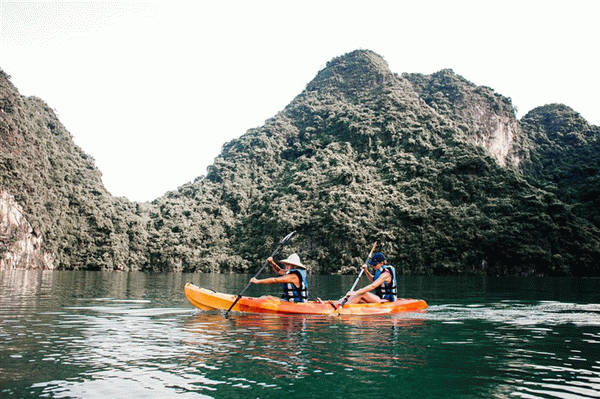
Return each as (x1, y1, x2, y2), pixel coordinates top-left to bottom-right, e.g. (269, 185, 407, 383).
(279, 253, 306, 269)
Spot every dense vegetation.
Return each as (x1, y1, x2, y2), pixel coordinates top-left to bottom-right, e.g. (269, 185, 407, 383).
(0, 68, 151, 270)
(1, 50, 599, 275)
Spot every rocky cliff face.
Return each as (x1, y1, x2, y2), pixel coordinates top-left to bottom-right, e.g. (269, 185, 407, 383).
(0, 190, 54, 269)
(403, 69, 527, 169)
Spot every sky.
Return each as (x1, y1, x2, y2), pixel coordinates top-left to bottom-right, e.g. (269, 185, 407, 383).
(2, 0, 599, 202)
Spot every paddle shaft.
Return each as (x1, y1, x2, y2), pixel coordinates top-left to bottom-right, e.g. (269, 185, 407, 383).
(338, 241, 377, 308)
(225, 231, 296, 314)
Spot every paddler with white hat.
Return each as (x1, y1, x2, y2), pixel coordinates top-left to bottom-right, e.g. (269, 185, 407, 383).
(250, 253, 309, 303)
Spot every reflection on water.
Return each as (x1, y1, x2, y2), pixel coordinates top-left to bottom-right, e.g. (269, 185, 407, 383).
(184, 312, 427, 378)
(1, 270, 600, 398)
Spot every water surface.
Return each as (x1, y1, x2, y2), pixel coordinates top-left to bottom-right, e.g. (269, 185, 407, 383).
(1, 271, 599, 398)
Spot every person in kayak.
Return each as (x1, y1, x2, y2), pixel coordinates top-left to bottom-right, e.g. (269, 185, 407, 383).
(342, 252, 397, 304)
(250, 253, 308, 303)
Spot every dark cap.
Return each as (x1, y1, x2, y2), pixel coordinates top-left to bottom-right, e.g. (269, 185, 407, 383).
(368, 252, 386, 266)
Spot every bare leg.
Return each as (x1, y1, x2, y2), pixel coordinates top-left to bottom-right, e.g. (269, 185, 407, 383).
(344, 292, 383, 304)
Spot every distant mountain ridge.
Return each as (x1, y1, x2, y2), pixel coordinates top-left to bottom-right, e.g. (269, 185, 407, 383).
(1, 50, 599, 275)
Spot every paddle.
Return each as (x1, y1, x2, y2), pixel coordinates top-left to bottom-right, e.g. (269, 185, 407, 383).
(225, 230, 296, 314)
(333, 241, 377, 313)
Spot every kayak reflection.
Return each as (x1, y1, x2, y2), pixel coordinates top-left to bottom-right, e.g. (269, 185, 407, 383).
(182, 311, 428, 380)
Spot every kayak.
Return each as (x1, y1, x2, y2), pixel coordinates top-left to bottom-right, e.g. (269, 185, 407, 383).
(184, 283, 428, 315)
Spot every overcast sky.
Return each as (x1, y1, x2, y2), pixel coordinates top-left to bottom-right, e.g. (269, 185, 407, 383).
(2, 0, 599, 201)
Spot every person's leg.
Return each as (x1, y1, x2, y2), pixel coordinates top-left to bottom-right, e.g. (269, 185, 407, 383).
(344, 291, 381, 304)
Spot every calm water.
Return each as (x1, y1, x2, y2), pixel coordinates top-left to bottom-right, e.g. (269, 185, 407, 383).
(1, 271, 599, 399)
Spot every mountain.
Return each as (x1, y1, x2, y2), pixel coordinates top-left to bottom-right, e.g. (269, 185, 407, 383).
(1, 50, 599, 275)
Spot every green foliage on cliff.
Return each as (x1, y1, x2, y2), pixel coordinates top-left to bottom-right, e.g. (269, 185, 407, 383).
(2, 50, 600, 275)
(0, 69, 150, 270)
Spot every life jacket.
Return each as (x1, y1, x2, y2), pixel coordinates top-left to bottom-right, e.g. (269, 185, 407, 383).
(373, 265, 397, 301)
(281, 268, 308, 303)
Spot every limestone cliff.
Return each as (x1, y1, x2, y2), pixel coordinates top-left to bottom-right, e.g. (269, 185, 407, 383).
(404, 69, 527, 169)
(0, 68, 148, 271)
(0, 190, 54, 269)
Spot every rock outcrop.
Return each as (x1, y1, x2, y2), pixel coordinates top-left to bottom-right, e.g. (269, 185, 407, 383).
(0, 190, 54, 269)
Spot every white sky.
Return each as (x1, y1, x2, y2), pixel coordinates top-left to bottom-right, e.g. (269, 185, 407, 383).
(2, 0, 599, 202)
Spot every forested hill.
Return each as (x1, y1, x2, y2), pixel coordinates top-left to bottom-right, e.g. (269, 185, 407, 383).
(2, 50, 599, 275)
(0, 68, 151, 270)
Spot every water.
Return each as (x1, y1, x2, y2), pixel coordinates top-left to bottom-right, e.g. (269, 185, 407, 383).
(1, 271, 599, 399)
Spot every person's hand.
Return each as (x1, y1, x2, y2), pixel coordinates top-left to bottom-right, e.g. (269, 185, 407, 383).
(267, 257, 274, 262)
(250, 277, 259, 284)
(361, 263, 369, 271)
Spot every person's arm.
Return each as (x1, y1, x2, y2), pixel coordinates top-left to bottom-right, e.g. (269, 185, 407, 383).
(267, 257, 286, 276)
(362, 263, 374, 282)
(350, 270, 390, 296)
(250, 273, 299, 286)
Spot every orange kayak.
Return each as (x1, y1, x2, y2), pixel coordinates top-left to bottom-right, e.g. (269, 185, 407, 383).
(184, 283, 427, 315)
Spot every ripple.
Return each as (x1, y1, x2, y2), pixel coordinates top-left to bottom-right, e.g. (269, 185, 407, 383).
(32, 367, 220, 399)
(425, 301, 600, 327)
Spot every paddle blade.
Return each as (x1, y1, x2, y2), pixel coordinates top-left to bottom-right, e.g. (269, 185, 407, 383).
(280, 230, 296, 245)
